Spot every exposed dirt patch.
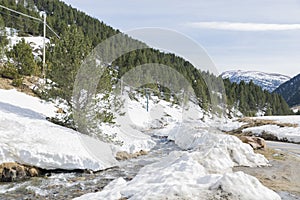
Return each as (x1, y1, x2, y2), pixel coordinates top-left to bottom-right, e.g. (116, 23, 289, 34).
(234, 148, 300, 197)
(0, 77, 14, 90)
(238, 118, 298, 128)
(0, 76, 38, 97)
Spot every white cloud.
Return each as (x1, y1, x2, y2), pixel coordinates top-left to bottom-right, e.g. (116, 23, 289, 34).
(187, 21, 300, 31)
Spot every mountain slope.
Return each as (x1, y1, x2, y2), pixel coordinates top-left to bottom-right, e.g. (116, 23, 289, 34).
(0, 0, 292, 117)
(273, 73, 300, 107)
(221, 70, 290, 92)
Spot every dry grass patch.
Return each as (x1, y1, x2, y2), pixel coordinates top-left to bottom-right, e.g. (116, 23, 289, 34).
(0, 76, 38, 97)
(238, 117, 298, 128)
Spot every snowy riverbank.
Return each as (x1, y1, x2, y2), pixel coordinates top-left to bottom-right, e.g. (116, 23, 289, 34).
(1, 88, 296, 199)
(76, 124, 280, 200)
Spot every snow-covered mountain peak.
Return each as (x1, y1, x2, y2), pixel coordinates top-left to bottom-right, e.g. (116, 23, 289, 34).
(221, 70, 290, 92)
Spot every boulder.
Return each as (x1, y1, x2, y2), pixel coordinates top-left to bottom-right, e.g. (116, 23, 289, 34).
(1, 167, 17, 182)
(0, 162, 40, 182)
(239, 136, 266, 150)
(116, 150, 148, 161)
(28, 167, 40, 177)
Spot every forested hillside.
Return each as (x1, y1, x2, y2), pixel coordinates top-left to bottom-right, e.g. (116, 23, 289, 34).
(224, 79, 291, 116)
(274, 73, 300, 107)
(0, 0, 292, 116)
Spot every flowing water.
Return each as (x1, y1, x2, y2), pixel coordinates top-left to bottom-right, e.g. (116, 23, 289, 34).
(0, 137, 180, 200)
(1, 137, 299, 200)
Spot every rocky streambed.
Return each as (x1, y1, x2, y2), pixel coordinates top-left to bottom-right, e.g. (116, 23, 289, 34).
(1, 134, 299, 200)
(0, 137, 180, 200)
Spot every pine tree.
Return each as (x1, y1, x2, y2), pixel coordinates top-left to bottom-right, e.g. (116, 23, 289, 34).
(0, 16, 8, 62)
(48, 25, 92, 103)
(6, 38, 36, 76)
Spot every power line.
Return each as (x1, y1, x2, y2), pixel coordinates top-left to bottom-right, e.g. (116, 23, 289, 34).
(0, 4, 60, 39)
(0, 4, 42, 23)
(0, 4, 60, 81)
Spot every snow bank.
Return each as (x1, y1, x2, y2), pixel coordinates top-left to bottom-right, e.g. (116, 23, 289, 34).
(0, 89, 118, 170)
(106, 93, 204, 154)
(167, 124, 269, 173)
(123, 95, 184, 129)
(254, 115, 300, 126)
(75, 124, 277, 200)
(0, 89, 155, 167)
(243, 125, 300, 143)
(216, 118, 245, 132)
(98, 123, 155, 154)
(0, 108, 118, 170)
(209, 171, 281, 200)
(123, 93, 204, 129)
(0, 89, 56, 118)
(75, 151, 280, 200)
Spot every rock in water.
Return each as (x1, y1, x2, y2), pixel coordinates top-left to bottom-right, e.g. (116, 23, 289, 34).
(116, 150, 148, 161)
(0, 162, 40, 182)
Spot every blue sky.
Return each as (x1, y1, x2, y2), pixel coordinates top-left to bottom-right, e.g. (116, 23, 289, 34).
(63, 0, 300, 77)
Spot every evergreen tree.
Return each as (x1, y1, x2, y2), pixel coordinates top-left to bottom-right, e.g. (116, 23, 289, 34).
(0, 16, 8, 62)
(6, 38, 36, 76)
(48, 25, 92, 103)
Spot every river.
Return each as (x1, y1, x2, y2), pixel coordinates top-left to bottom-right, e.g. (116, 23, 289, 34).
(0, 137, 180, 200)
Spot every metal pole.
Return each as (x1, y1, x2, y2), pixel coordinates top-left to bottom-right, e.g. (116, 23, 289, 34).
(121, 78, 123, 95)
(0, 4, 60, 38)
(42, 13, 46, 80)
(146, 88, 149, 112)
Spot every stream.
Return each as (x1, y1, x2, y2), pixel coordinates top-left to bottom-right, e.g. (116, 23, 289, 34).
(1, 137, 299, 199)
(0, 136, 180, 200)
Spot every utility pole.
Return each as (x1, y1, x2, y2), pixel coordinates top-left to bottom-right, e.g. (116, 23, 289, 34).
(145, 88, 149, 112)
(120, 78, 123, 95)
(42, 12, 46, 80)
(0, 4, 60, 82)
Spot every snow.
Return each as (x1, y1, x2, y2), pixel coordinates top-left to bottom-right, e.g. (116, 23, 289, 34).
(75, 123, 278, 200)
(8, 35, 50, 49)
(122, 94, 185, 129)
(210, 171, 280, 200)
(0, 89, 57, 118)
(106, 93, 203, 154)
(218, 118, 245, 132)
(0, 89, 118, 170)
(0, 88, 282, 199)
(219, 116, 300, 143)
(7, 35, 50, 57)
(167, 124, 269, 172)
(221, 70, 290, 92)
(254, 115, 300, 126)
(243, 124, 300, 143)
(75, 152, 278, 200)
(99, 123, 155, 154)
(237, 116, 300, 143)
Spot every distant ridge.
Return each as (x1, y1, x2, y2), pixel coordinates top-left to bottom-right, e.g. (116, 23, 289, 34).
(221, 70, 290, 92)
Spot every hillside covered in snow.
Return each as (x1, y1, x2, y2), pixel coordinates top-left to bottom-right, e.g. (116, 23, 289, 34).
(0, 0, 299, 199)
(0, 87, 285, 199)
(221, 70, 290, 92)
